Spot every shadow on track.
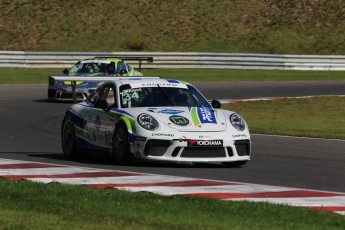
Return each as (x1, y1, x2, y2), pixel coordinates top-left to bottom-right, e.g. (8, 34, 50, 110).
(0, 151, 245, 169)
(24, 152, 244, 169)
(34, 99, 73, 104)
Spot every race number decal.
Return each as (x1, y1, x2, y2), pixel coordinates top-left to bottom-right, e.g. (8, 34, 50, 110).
(105, 131, 112, 145)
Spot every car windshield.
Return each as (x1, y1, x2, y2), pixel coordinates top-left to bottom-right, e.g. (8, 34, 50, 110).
(75, 62, 116, 75)
(76, 63, 102, 74)
(69, 62, 81, 74)
(119, 84, 210, 108)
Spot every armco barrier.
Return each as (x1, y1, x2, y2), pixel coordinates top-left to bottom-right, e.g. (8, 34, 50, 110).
(1, 51, 345, 70)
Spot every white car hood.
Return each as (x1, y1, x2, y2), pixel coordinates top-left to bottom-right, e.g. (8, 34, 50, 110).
(132, 107, 228, 131)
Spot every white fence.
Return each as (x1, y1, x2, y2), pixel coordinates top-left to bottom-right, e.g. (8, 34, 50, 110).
(1, 51, 345, 71)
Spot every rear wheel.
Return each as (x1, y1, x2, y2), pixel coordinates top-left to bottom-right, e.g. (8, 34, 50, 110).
(112, 122, 130, 164)
(222, 160, 248, 167)
(61, 116, 78, 157)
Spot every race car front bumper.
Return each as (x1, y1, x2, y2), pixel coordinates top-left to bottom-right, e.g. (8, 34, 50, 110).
(133, 136, 251, 163)
(48, 88, 94, 101)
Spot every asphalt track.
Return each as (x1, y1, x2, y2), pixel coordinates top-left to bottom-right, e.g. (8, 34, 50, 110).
(0, 82, 344, 194)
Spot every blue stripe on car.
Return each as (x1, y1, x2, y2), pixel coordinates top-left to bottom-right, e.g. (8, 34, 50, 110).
(111, 109, 134, 118)
(167, 79, 180, 83)
(66, 109, 85, 128)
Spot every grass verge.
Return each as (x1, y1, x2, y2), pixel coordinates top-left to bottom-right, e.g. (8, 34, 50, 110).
(223, 96, 345, 139)
(0, 179, 344, 230)
(1, 68, 345, 84)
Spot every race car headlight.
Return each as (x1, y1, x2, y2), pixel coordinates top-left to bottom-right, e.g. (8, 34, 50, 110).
(138, 113, 159, 130)
(230, 113, 245, 131)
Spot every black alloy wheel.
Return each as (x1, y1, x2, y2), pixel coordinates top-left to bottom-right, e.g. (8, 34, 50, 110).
(112, 122, 130, 164)
(61, 116, 78, 157)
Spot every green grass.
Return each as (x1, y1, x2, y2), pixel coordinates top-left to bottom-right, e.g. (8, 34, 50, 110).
(1, 1, 345, 54)
(1, 68, 345, 84)
(0, 179, 344, 230)
(223, 96, 345, 139)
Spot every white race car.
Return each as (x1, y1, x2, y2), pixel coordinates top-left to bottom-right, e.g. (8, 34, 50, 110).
(57, 76, 251, 166)
(48, 56, 152, 101)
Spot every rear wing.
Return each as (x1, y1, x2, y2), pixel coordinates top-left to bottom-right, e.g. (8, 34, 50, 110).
(49, 75, 160, 103)
(94, 56, 153, 71)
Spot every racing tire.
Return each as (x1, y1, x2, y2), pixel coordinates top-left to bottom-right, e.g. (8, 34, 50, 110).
(222, 160, 248, 167)
(61, 115, 78, 157)
(112, 122, 130, 164)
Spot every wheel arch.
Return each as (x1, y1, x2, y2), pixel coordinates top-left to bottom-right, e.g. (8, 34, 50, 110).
(117, 115, 136, 143)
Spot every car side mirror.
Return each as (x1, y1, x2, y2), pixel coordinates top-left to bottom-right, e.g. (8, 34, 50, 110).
(63, 69, 69, 75)
(211, 99, 222, 108)
(95, 99, 110, 112)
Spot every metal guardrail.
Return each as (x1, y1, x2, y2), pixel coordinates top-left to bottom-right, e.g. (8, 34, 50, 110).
(1, 51, 345, 70)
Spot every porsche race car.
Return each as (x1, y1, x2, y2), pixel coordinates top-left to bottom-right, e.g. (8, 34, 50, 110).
(56, 76, 251, 166)
(48, 56, 152, 101)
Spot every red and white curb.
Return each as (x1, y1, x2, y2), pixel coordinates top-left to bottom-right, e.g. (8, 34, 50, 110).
(1, 158, 345, 215)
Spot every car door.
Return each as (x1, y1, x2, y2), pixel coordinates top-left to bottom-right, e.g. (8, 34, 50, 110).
(86, 84, 117, 150)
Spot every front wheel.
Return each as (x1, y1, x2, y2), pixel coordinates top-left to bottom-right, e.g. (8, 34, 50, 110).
(61, 115, 78, 157)
(112, 122, 130, 164)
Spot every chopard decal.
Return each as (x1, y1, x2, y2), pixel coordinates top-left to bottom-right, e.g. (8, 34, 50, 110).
(232, 134, 248, 138)
(152, 133, 174, 137)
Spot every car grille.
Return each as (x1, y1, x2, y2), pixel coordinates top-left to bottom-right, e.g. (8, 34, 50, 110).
(235, 140, 251, 156)
(144, 140, 171, 156)
(143, 140, 250, 158)
(180, 147, 226, 158)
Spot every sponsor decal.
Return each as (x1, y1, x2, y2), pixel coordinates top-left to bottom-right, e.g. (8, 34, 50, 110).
(129, 82, 188, 89)
(143, 83, 179, 87)
(152, 133, 174, 137)
(190, 107, 218, 126)
(199, 135, 213, 139)
(232, 134, 248, 138)
(158, 109, 184, 115)
(197, 107, 217, 124)
(169, 115, 190, 126)
(188, 140, 223, 147)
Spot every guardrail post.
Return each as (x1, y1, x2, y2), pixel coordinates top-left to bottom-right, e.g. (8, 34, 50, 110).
(71, 81, 77, 104)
